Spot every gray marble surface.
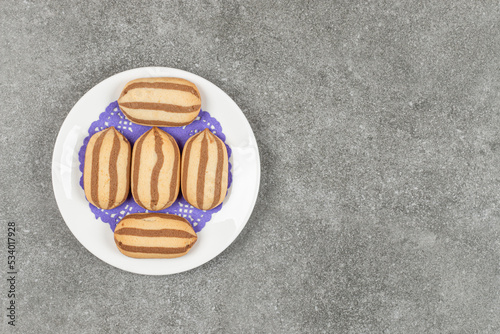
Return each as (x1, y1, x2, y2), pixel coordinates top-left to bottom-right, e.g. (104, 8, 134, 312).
(1, 1, 500, 333)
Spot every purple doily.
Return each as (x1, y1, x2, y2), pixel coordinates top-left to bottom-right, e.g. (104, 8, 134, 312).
(78, 101, 232, 232)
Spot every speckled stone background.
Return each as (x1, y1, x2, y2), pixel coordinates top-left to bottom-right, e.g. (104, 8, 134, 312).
(1, 1, 500, 333)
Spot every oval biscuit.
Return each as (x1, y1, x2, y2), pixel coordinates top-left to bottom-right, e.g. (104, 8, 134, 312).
(131, 127, 180, 211)
(114, 213, 197, 259)
(181, 128, 228, 210)
(118, 77, 201, 127)
(83, 127, 131, 209)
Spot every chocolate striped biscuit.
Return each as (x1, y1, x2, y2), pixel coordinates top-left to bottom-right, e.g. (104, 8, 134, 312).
(131, 127, 180, 211)
(84, 127, 131, 210)
(114, 213, 197, 258)
(118, 77, 201, 127)
(181, 128, 228, 210)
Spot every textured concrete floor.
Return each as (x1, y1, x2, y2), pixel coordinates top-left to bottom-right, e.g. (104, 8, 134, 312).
(1, 0, 500, 333)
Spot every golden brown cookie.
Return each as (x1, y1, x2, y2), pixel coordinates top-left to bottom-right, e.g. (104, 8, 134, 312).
(117, 77, 201, 127)
(131, 127, 180, 211)
(114, 213, 197, 258)
(181, 128, 228, 210)
(84, 127, 131, 209)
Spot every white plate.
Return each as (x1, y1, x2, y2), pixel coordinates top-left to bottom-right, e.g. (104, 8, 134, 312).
(52, 67, 260, 275)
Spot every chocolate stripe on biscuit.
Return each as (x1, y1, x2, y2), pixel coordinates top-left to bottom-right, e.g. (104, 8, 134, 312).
(168, 135, 180, 205)
(182, 135, 195, 205)
(212, 138, 224, 209)
(114, 238, 193, 255)
(120, 102, 201, 113)
(115, 228, 195, 238)
(108, 129, 121, 208)
(123, 82, 200, 99)
(125, 213, 193, 227)
(119, 136, 132, 204)
(90, 129, 108, 207)
(197, 131, 209, 209)
(132, 130, 148, 209)
(120, 112, 195, 127)
(150, 128, 164, 210)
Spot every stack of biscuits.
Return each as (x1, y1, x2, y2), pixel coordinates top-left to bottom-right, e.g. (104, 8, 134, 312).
(83, 77, 229, 259)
